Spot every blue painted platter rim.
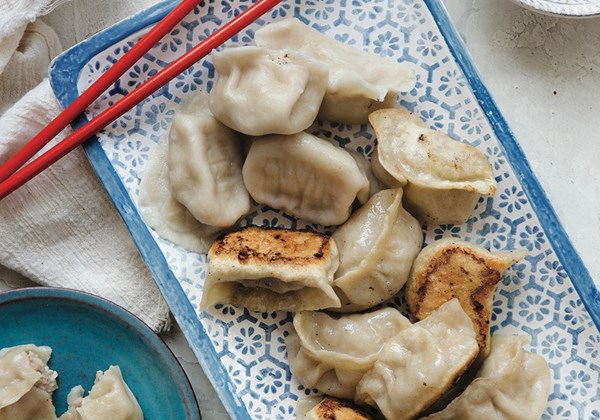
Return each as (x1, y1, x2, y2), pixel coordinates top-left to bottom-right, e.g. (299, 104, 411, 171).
(0, 286, 201, 420)
(47, 1, 600, 419)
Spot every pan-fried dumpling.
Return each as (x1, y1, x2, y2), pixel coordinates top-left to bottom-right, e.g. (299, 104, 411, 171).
(167, 112, 250, 228)
(297, 396, 380, 420)
(422, 335, 551, 420)
(355, 300, 479, 420)
(254, 18, 415, 124)
(59, 366, 143, 420)
(406, 238, 527, 355)
(200, 226, 341, 312)
(138, 133, 220, 253)
(208, 46, 328, 136)
(331, 188, 422, 312)
(0, 345, 58, 420)
(287, 308, 412, 399)
(369, 108, 496, 225)
(242, 132, 369, 226)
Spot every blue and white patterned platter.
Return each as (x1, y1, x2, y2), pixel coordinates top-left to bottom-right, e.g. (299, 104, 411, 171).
(49, 1, 600, 419)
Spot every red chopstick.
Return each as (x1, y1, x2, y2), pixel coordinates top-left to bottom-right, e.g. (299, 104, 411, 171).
(0, 0, 282, 200)
(0, 0, 201, 184)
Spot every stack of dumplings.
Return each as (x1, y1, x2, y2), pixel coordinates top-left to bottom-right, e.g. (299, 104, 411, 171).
(136, 17, 551, 420)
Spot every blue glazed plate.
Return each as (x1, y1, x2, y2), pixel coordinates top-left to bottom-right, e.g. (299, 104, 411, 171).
(49, 1, 600, 419)
(0, 287, 201, 419)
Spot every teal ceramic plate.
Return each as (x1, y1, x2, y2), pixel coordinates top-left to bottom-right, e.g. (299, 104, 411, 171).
(0, 287, 201, 419)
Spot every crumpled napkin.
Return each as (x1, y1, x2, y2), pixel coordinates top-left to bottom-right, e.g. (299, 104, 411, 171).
(0, 0, 171, 332)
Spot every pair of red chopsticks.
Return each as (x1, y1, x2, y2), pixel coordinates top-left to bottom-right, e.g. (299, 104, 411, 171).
(0, 0, 282, 200)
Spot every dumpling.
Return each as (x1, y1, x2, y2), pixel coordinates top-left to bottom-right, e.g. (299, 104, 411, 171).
(297, 396, 380, 420)
(347, 150, 384, 199)
(331, 188, 422, 312)
(421, 335, 551, 420)
(208, 46, 328, 136)
(254, 18, 415, 124)
(242, 132, 369, 226)
(355, 300, 479, 420)
(138, 133, 220, 253)
(406, 238, 527, 355)
(0, 344, 58, 420)
(369, 108, 496, 225)
(58, 366, 143, 420)
(0, 344, 57, 409)
(199, 226, 341, 312)
(167, 112, 250, 228)
(370, 147, 404, 189)
(287, 308, 412, 399)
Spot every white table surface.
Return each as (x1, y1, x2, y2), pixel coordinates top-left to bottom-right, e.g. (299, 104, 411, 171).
(1, 1, 599, 419)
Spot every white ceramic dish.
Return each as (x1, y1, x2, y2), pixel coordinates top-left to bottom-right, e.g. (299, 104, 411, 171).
(49, 1, 600, 419)
(508, 0, 600, 17)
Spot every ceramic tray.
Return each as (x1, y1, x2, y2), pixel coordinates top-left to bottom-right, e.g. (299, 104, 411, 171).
(49, 1, 600, 419)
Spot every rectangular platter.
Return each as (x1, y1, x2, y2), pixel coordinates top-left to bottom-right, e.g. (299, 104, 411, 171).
(49, 1, 600, 419)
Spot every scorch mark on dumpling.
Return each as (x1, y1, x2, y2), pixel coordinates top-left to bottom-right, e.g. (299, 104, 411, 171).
(200, 226, 341, 312)
(369, 108, 497, 225)
(405, 238, 527, 356)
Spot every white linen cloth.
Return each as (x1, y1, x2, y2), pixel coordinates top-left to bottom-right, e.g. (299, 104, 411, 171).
(0, 0, 171, 332)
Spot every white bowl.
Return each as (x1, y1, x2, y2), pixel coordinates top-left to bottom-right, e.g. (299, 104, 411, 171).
(508, 0, 600, 17)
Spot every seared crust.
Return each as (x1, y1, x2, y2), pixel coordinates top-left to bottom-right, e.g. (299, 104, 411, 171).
(210, 225, 332, 266)
(200, 225, 341, 311)
(307, 397, 381, 420)
(406, 239, 526, 355)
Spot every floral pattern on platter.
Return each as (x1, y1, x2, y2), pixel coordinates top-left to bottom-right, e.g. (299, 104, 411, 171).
(76, 1, 600, 419)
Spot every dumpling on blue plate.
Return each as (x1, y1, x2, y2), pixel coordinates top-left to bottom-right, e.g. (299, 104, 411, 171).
(59, 366, 143, 420)
(0, 344, 58, 420)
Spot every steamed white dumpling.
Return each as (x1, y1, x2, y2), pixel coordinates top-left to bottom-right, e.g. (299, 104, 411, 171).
(347, 150, 384, 199)
(0, 386, 57, 420)
(287, 308, 412, 399)
(59, 366, 143, 420)
(0, 345, 56, 409)
(370, 108, 496, 225)
(138, 133, 220, 253)
(331, 188, 422, 312)
(208, 46, 328, 136)
(242, 132, 369, 226)
(168, 113, 250, 228)
(422, 335, 551, 420)
(254, 18, 415, 124)
(0, 345, 58, 420)
(355, 300, 480, 420)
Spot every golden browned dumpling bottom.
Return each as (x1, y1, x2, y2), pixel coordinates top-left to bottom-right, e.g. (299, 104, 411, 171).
(406, 239, 526, 355)
(305, 397, 380, 420)
(210, 225, 333, 266)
